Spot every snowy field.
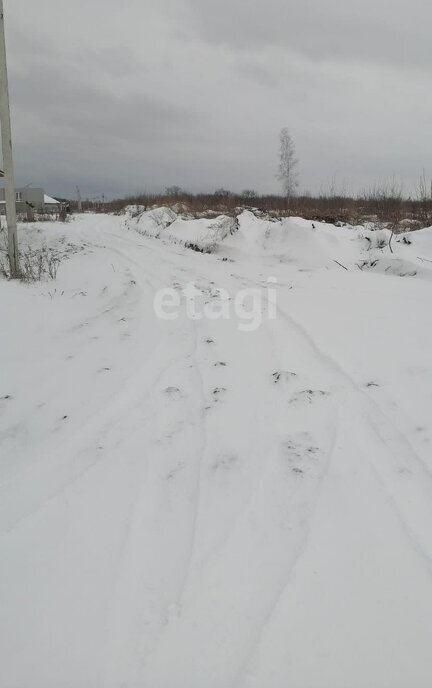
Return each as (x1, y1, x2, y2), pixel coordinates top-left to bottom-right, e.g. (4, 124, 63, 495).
(1, 210, 432, 688)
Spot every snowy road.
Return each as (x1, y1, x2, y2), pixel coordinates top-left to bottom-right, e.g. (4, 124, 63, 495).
(1, 212, 432, 687)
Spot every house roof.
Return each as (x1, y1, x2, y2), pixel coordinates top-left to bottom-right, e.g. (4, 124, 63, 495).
(44, 194, 60, 204)
(0, 194, 61, 205)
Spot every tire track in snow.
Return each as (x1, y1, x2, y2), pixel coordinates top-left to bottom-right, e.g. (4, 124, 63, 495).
(86, 228, 213, 682)
(101, 236, 340, 686)
(139, 293, 339, 687)
(229, 310, 341, 687)
(0, 225, 191, 532)
(100, 325, 208, 684)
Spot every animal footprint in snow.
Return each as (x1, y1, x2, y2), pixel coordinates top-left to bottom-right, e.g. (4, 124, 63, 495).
(166, 462, 185, 480)
(164, 386, 184, 400)
(290, 389, 328, 404)
(282, 437, 321, 476)
(0, 395, 13, 413)
(212, 387, 227, 401)
(205, 387, 227, 410)
(212, 453, 239, 472)
(272, 371, 297, 384)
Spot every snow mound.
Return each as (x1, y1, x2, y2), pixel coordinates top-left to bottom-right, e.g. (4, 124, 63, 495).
(122, 206, 432, 279)
(165, 215, 237, 253)
(220, 211, 361, 270)
(354, 225, 432, 280)
(123, 206, 177, 238)
(124, 206, 237, 252)
(219, 212, 432, 279)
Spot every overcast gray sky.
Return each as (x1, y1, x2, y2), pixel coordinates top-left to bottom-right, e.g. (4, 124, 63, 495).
(4, 0, 432, 199)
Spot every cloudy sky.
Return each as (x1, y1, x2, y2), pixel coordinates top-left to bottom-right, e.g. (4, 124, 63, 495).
(3, 0, 432, 199)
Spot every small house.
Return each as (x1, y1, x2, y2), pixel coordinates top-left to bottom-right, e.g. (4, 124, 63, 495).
(0, 187, 62, 215)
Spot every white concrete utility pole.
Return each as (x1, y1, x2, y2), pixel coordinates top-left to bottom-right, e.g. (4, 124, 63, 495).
(0, 0, 19, 277)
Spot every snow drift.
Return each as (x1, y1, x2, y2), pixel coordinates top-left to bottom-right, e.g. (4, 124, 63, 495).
(123, 205, 432, 278)
(123, 205, 238, 252)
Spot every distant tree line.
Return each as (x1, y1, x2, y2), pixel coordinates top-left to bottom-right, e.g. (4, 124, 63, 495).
(100, 179, 431, 229)
(76, 130, 432, 228)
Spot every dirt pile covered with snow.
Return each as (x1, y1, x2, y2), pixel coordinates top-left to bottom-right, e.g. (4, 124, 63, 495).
(123, 205, 238, 252)
(123, 206, 432, 279)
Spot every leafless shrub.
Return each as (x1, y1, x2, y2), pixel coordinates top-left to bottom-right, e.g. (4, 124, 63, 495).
(13, 211, 69, 223)
(0, 257, 8, 278)
(417, 170, 432, 227)
(0, 230, 62, 282)
(0, 228, 10, 277)
(22, 246, 61, 281)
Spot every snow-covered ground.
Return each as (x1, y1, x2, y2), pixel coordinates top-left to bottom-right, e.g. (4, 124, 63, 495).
(1, 211, 432, 688)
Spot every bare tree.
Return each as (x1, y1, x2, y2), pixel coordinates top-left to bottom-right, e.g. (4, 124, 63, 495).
(277, 128, 299, 206)
(241, 189, 257, 199)
(165, 185, 183, 197)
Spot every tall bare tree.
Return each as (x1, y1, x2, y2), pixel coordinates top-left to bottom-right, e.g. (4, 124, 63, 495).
(277, 128, 299, 206)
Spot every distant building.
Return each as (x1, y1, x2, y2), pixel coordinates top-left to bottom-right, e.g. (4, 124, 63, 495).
(0, 187, 62, 214)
